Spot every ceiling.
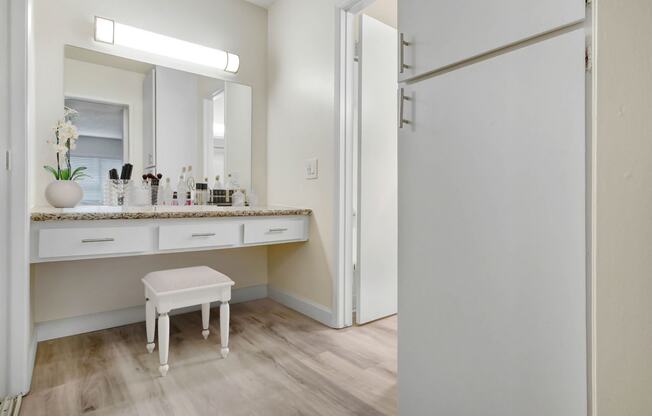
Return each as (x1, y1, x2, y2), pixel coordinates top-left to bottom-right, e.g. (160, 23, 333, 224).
(363, 0, 397, 29)
(242, 0, 276, 8)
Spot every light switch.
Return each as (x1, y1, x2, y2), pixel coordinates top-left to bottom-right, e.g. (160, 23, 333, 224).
(305, 158, 318, 179)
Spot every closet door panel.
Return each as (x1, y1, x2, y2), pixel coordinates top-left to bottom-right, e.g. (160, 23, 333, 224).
(398, 29, 587, 416)
(398, 0, 585, 81)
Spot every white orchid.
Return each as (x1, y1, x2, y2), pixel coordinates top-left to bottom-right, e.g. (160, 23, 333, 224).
(43, 107, 88, 181)
(56, 120, 79, 143)
(63, 106, 79, 119)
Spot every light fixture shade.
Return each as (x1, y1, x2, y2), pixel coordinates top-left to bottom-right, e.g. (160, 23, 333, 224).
(94, 17, 115, 44)
(226, 53, 240, 73)
(94, 16, 239, 73)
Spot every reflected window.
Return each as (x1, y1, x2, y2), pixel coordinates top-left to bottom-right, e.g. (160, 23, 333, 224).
(65, 98, 127, 204)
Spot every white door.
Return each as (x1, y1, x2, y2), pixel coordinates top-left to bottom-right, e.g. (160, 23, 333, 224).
(398, 0, 585, 81)
(398, 29, 587, 415)
(355, 15, 398, 325)
(224, 82, 252, 191)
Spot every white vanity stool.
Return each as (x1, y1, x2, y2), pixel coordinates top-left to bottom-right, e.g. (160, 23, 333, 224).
(142, 266, 234, 376)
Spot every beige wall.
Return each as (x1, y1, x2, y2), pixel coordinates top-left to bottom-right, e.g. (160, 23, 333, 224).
(32, 247, 267, 322)
(364, 0, 397, 29)
(31, 0, 269, 322)
(267, 0, 338, 309)
(594, 0, 652, 414)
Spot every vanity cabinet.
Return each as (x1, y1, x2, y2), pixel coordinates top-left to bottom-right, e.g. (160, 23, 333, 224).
(397, 0, 585, 81)
(30, 208, 311, 263)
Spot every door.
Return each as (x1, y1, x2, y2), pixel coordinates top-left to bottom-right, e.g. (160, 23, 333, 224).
(398, 29, 587, 415)
(224, 82, 252, 190)
(355, 15, 398, 324)
(398, 0, 585, 81)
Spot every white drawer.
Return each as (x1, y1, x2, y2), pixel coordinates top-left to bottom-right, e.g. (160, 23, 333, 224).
(158, 222, 240, 251)
(243, 218, 306, 245)
(39, 226, 152, 259)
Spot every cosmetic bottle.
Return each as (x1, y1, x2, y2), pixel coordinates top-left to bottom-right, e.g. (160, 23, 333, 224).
(160, 177, 172, 205)
(186, 165, 196, 190)
(171, 191, 178, 206)
(177, 174, 188, 204)
(212, 175, 223, 191)
(232, 189, 246, 207)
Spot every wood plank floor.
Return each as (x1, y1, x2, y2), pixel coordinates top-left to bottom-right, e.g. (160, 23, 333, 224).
(21, 299, 396, 416)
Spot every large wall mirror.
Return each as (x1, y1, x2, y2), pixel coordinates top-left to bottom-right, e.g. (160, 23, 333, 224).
(63, 45, 252, 204)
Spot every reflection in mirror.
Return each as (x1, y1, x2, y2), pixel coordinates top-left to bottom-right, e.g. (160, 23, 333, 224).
(63, 45, 252, 205)
(65, 98, 127, 204)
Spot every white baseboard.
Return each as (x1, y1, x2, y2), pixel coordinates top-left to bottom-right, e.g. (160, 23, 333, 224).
(23, 334, 37, 395)
(268, 286, 333, 327)
(36, 284, 268, 342)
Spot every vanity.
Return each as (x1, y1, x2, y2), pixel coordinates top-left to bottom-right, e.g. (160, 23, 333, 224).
(30, 206, 311, 263)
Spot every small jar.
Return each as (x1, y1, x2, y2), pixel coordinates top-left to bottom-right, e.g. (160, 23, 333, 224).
(195, 182, 209, 205)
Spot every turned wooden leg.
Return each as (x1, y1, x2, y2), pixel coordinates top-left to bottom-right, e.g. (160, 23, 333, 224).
(145, 299, 156, 353)
(220, 302, 230, 358)
(158, 313, 170, 376)
(201, 303, 210, 339)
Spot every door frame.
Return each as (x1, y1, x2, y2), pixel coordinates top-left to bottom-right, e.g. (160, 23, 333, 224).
(5, 0, 33, 396)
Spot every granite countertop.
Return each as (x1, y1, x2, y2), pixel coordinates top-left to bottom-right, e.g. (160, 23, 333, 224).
(31, 205, 313, 221)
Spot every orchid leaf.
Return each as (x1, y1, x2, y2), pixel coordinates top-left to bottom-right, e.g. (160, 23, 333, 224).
(59, 168, 71, 180)
(70, 166, 87, 180)
(43, 165, 60, 180)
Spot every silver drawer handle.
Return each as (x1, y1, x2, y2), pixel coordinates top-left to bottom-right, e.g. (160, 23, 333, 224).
(192, 233, 216, 237)
(268, 228, 288, 233)
(81, 238, 115, 243)
(399, 87, 411, 129)
(399, 32, 410, 74)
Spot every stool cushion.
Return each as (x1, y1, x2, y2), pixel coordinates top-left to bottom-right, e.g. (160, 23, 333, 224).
(143, 266, 234, 294)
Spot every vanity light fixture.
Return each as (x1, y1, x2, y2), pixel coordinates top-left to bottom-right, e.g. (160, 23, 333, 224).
(93, 16, 240, 73)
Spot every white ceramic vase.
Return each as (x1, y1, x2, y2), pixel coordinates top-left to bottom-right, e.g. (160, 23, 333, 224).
(45, 180, 83, 208)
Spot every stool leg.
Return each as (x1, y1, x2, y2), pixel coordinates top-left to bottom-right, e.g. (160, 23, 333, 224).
(158, 313, 170, 376)
(145, 299, 155, 353)
(201, 303, 210, 339)
(220, 301, 230, 358)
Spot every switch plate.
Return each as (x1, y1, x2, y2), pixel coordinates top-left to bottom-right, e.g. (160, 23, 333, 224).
(305, 158, 318, 179)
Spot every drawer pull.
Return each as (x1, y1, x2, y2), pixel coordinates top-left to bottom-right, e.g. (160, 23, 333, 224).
(191, 233, 216, 237)
(268, 227, 288, 233)
(81, 238, 115, 243)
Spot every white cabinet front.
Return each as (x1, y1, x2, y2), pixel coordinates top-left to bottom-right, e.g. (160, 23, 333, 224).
(158, 223, 240, 250)
(398, 0, 585, 81)
(398, 30, 587, 415)
(39, 226, 152, 259)
(243, 219, 306, 245)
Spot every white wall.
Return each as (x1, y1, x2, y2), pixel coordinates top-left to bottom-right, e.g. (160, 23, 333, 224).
(31, 0, 269, 324)
(594, 0, 652, 414)
(64, 58, 146, 175)
(267, 0, 339, 310)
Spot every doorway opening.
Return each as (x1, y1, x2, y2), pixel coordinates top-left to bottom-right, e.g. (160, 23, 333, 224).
(345, 0, 398, 326)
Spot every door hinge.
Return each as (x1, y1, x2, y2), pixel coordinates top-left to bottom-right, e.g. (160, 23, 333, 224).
(5, 150, 10, 171)
(354, 42, 360, 63)
(585, 45, 593, 72)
